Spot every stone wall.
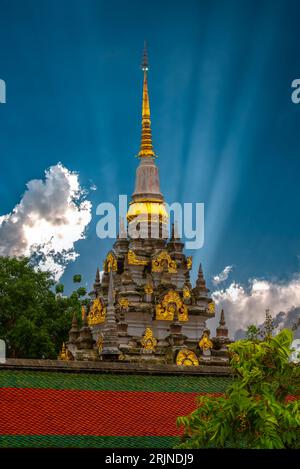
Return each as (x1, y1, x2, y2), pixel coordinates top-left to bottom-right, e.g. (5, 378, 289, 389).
(0, 358, 231, 375)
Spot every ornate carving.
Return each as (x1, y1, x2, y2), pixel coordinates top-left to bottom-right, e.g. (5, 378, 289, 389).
(186, 256, 192, 270)
(176, 349, 199, 366)
(88, 297, 106, 326)
(152, 251, 177, 273)
(104, 252, 117, 272)
(97, 335, 103, 353)
(58, 342, 68, 361)
(141, 327, 157, 351)
(208, 301, 215, 314)
(199, 331, 213, 351)
(144, 281, 154, 295)
(183, 285, 191, 299)
(118, 297, 129, 310)
(156, 290, 188, 321)
(128, 249, 148, 266)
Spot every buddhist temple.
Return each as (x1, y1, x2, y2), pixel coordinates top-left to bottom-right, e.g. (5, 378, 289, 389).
(65, 45, 231, 368)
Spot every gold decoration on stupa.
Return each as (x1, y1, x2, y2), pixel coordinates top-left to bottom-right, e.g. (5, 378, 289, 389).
(199, 332, 213, 351)
(104, 252, 117, 272)
(144, 282, 154, 295)
(118, 297, 129, 310)
(208, 301, 215, 314)
(186, 256, 192, 270)
(152, 251, 177, 273)
(156, 290, 188, 321)
(128, 249, 148, 266)
(58, 342, 68, 361)
(97, 335, 103, 353)
(176, 349, 199, 366)
(183, 285, 191, 299)
(141, 327, 157, 351)
(87, 297, 106, 326)
(127, 200, 168, 223)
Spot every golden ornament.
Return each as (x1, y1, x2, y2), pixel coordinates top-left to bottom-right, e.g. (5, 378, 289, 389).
(88, 297, 106, 326)
(156, 290, 188, 321)
(128, 249, 148, 266)
(97, 335, 103, 352)
(141, 327, 157, 351)
(103, 252, 117, 272)
(176, 349, 199, 366)
(183, 285, 191, 299)
(144, 282, 154, 295)
(152, 251, 177, 273)
(186, 256, 192, 270)
(58, 342, 68, 361)
(199, 332, 213, 351)
(118, 297, 129, 309)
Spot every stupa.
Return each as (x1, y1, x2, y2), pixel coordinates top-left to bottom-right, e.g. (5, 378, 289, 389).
(65, 45, 230, 368)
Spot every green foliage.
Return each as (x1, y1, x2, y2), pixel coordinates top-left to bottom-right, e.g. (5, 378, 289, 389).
(73, 274, 82, 283)
(246, 309, 276, 342)
(76, 287, 87, 297)
(260, 308, 276, 339)
(0, 257, 83, 359)
(55, 283, 64, 294)
(176, 329, 300, 449)
(246, 325, 260, 341)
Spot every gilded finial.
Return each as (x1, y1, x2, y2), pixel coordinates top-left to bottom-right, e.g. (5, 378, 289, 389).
(138, 42, 156, 158)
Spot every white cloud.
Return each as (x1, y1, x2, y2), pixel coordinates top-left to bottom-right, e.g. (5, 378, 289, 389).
(0, 163, 92, 280)
(211, 276, 300, 336)
(90, 183, 97, 191)
(212, 265, 233, 285)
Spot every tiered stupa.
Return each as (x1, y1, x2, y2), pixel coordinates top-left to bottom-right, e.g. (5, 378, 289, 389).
(65, 45, 230, 367)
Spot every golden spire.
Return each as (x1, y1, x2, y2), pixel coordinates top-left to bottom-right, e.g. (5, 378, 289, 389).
(138, 42, 156, 158)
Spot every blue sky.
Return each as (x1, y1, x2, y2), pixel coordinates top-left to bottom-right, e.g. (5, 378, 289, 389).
(0, 0, 300, 321)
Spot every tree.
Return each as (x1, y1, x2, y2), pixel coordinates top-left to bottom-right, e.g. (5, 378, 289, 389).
(246, 324, 260, 341)
(76, 287, 87, 298)
(0, 257, 83, 359)
(176, 329, 300, 449)
(55, 283, 64, 295)
(73, 274, 82, 283)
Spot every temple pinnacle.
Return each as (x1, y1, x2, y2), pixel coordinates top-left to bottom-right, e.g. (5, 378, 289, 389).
(141, 41, 149, 71)
(195, 263, 209, 296)
(220, 309, 226, 326)
(108, 270, 115, 307)
(72, 311, 78, 328)
(95, 267, 100, 283)
(138, 42, 156, 158)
